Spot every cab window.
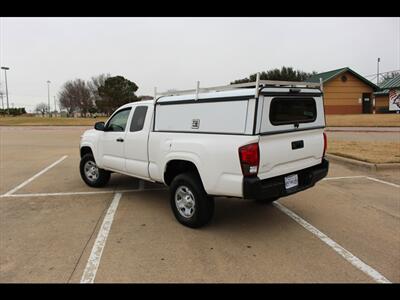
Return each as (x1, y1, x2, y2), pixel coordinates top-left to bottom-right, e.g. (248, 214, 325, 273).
(106, 108, 131, 132)
(130, 106, 148, 132)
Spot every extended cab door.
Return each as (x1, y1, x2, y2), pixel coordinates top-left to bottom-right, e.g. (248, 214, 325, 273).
(255, 88, 326, 180)
(98, 107, 132, 171)
(124, 104, 152, 179)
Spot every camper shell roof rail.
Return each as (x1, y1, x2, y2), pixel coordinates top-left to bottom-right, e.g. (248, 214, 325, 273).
(154, 73, 323, 100)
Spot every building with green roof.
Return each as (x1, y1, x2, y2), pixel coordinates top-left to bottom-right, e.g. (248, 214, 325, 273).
(308, 67, 379, 114)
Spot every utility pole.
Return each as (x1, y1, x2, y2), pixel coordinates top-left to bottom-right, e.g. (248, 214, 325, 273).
(54, 96, 57, 115)
(377, 58, 380, 85)
(1, 66, 10, 114)
(47, 80, 51, 117)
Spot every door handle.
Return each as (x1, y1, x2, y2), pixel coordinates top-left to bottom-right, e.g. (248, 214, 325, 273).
(116, 138, 124, 142)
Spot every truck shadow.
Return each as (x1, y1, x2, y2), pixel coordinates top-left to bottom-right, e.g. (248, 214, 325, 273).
(120, 186, 290, 231)
(108, 174, 140, 189)
(210, 197, 288, 231)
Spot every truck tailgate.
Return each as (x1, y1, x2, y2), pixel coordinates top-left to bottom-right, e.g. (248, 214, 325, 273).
(257, 129, 324, 180)
(256, 90, 326, 180)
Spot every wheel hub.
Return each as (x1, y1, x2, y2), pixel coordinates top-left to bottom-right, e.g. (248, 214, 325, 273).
(84, 160, 99, 182)
(175, 186, 196, 218)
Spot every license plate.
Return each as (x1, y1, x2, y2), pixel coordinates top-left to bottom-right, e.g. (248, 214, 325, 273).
(285, 174, 298, 190)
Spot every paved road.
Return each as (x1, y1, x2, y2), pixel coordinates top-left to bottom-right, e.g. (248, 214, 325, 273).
(326, 131, 400, 142)
(326, 127, 400, 142)
(0, 126, 399, 283)
(327, 127, 400, 132)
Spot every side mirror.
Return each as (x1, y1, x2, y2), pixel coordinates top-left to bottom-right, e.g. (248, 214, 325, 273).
(94, 121, 105, 131)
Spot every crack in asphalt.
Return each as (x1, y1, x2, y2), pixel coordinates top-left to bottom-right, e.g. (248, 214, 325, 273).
(66, 197, 111, 283)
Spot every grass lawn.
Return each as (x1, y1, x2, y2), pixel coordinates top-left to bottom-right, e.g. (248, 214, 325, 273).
(327, 140, 400, 164)
(326, 114, 400, 127)
(0, 116, 108, 126)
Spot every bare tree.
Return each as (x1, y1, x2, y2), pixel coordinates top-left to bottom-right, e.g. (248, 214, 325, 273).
(35, 102, 48, 117)
(88, 74, 110, 99)
(59, 79, 92, 117)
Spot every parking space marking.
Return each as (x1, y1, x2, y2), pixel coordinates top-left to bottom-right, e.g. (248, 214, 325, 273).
(323, 175, 399, 189)
(323, 176, 366, 181)
(0, 188, 166, 198)
(81, 192, 122, 283)
(1, 155, 68, 197)
(274, 202, 391, 283)
(365, 177, 400, 189)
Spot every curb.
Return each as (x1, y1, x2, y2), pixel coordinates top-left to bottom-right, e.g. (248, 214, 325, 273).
(326, 154, 400, 172)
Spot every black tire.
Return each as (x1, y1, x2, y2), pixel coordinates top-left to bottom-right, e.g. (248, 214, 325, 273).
(254, 197, 280, 205)
(80, 154, 111, 188)
(169, 172, 214, 228)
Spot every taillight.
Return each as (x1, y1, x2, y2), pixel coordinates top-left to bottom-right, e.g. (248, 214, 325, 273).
(323, 132, 327, 157)
(239, 143, 259, 176)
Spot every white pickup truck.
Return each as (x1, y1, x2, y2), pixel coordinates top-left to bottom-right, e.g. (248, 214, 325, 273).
(79, 78, 329, 228)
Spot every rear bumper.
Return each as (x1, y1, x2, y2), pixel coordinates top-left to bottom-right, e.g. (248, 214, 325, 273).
(243, 158, 329, 200)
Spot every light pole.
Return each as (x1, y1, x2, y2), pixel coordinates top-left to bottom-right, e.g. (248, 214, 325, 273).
(54, 96, 57, 114)
(47, 80, 51, 117)
(377, 58, 380, 85)
(1, 66, 10, 113)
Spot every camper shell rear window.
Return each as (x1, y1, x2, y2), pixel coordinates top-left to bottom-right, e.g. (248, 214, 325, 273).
(269, 97, 317, 126)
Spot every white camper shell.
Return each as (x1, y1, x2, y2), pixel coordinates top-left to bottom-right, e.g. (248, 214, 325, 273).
(153, 80, 326, 182)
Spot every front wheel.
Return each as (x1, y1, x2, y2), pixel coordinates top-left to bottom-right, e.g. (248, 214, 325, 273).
(170, 172, 214, 228)
(80, 154, 110, 187)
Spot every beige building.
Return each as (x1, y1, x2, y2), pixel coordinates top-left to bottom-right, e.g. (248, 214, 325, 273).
(308, 67, 379, 114)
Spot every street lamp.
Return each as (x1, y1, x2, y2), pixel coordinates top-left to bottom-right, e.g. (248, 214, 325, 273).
(377, 58, 380, 85)
(1, 66, 10, 113)
(47, 80, 51, 117)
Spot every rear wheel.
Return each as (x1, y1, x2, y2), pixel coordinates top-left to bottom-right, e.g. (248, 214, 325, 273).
(80, 154, 110, 187)
(170, 172, 214, 228)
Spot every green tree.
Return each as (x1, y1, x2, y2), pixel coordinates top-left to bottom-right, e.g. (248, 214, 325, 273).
(97, 76, 139, 115)
(231, 67, 317, 84)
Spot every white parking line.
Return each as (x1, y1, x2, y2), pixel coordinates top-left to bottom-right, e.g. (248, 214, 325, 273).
(365, 177, 400, 188)
(323, 176, 366, 181)
(0, 188, 166, 198)
(273, 202, 391, 283)
(81, 192, 122, 283)
(1, 155, 68, 197)
(323, 175, 400, 188)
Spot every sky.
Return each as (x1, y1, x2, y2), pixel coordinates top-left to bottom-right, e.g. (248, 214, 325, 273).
(0, 17, 399, 112)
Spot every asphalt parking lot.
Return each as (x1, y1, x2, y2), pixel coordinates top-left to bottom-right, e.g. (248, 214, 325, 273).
(0, 126, 399, 283)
